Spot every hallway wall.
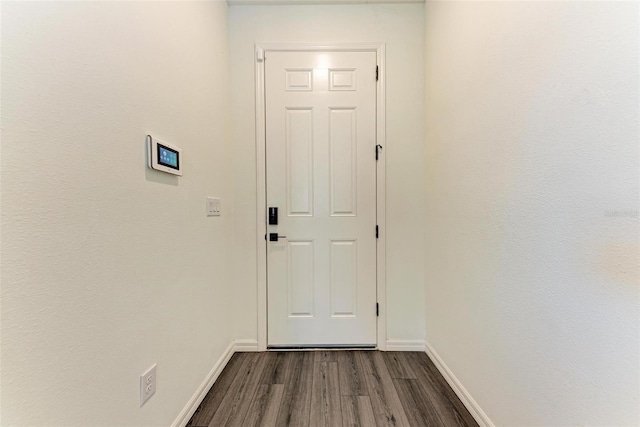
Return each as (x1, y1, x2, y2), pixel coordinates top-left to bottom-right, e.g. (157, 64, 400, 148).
(1, 2, 234, 425)
(423, 1, 639, 425)
(229, 3, 426, 347)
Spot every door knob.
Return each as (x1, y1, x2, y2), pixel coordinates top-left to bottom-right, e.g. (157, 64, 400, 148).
(269, 233, 287, 242)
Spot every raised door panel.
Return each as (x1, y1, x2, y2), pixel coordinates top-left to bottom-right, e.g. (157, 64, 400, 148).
(330, 240, 358, 317)
(329, 69, 356, 91)
(329, 108, 357, 216)
(288, 240, 315, 317)
(286, 69, 313, 91)
(286, 108, 314, 216)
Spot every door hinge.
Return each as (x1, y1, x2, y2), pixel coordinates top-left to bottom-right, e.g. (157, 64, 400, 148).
(376, 303, 379, 317)
(376, 225, 379, 238)
(375, 144, 382, 161)
(376, 65, 379, 81)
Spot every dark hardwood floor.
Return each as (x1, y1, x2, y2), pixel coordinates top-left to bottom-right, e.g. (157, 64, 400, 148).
(187, 351, 478, 427)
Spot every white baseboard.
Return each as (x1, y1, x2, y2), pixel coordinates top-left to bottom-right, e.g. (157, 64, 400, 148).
(171, 341, 236, 427)
(171, 339, 259, 427)
(386, 339, 426, 351)
(233, 339, 259, 352)
(425, 342, 495, 427)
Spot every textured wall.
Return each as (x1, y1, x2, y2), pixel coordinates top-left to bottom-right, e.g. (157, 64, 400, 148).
(424, 1, 639, 425)
(1, 2, 234, 425)
(229, 3, 426, 346)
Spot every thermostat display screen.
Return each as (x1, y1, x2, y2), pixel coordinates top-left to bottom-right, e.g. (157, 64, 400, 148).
(157, 144, 179, 169)
(147, 135, 182, 176)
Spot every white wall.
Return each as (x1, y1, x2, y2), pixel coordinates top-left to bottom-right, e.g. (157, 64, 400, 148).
(424, 1, 639, 425)
(229, 3, 426, 346)
(1, 2, 234, 425)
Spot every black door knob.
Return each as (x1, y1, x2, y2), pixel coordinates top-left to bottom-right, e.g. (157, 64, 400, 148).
(269, 233, 287, 242)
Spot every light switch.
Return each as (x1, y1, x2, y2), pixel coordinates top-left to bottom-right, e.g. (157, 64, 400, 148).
(206, 197, 221, 217)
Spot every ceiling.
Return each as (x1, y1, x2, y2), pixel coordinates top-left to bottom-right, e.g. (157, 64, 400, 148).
(227, 0, 424, 5)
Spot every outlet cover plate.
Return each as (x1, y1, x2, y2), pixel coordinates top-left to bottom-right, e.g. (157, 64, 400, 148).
(140, 364, 156, 406)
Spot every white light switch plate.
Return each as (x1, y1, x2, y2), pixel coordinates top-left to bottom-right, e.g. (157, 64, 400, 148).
(206, 197, 221, 217)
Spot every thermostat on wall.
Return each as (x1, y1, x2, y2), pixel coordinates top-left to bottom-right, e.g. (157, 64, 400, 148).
(147, 135, 183, 176)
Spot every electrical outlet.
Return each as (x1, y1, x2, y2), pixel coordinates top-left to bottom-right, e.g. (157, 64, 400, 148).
(140, 364, 156, 406)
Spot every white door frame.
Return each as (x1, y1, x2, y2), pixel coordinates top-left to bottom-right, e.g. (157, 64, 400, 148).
(255, 43, 386, 351)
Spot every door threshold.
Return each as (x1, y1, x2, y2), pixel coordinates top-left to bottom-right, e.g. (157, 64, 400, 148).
(267, 344, 376, 351)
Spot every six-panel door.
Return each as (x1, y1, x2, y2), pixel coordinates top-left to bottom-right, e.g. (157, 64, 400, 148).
(266, 51, 378, 346)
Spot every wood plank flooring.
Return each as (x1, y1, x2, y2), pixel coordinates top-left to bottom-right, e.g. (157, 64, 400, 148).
(187, 351, 478, 427)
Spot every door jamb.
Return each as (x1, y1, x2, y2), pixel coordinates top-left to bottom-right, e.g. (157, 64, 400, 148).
(255, 43, 386, 351)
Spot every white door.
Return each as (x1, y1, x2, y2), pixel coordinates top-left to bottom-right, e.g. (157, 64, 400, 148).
(265, 50, 378, 347)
